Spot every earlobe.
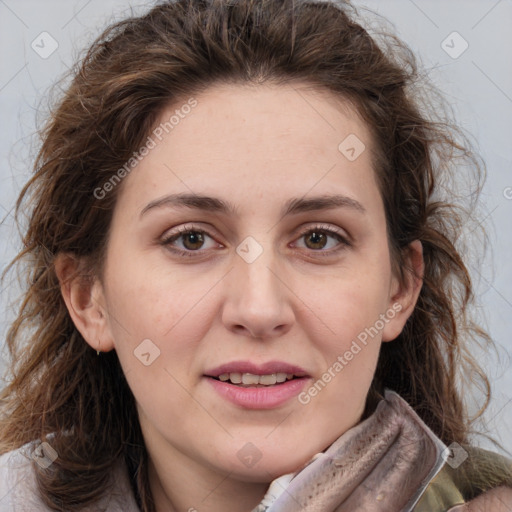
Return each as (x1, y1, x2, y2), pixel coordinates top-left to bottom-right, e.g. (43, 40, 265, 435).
(382, 240, 424, 342)
(54, 253, 115, 352)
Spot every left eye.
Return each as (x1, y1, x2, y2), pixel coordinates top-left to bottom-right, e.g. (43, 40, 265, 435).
(163, 229, 218, 251)
(294, 228, 348, 251)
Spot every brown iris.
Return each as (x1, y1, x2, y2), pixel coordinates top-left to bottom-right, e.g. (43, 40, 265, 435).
(305, 231, 328, 250)
(182, 231, 205, 250)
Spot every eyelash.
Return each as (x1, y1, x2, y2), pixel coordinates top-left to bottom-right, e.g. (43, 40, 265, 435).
(294, 224, 351, 256)
(160, 224, 216, 258)
(160, 223, 351, 258)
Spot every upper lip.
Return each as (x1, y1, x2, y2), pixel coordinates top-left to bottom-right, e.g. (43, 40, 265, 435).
(204, 360, 309, 378)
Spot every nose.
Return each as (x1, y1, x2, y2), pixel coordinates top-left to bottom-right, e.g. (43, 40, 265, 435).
(221, 248, 295, 340)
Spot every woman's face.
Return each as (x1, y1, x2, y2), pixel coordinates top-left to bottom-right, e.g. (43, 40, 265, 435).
(86, 83, 419, 482)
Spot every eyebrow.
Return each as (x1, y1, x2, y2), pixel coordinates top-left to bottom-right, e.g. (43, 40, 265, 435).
(283, 195, 365, 216)
(139, 193, 366, 218)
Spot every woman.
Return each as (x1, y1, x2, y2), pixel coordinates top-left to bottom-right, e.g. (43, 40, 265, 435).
(0, 0, 510, 510)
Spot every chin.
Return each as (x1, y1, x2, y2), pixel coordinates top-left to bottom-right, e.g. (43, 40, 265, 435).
(223, 450, 314, 483)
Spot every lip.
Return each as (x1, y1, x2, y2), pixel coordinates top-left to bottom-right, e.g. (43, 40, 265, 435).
(206, 376, 309, 409)
(203, 360, 310, 410)
(204, 360, 308, 378)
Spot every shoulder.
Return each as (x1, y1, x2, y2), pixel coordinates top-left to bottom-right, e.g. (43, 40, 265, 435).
(0, 442, 140, 511)
(415, 445, 512, 512)
(0, 443, 49, 511)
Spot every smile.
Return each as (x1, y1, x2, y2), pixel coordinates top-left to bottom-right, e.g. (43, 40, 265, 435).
(204, 361, 311, 409)
(215, 372, 298, 386)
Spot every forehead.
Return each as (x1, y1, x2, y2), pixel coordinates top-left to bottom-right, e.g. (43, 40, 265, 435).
(162, 82, 371, 160)
(116, 82, 381, 215)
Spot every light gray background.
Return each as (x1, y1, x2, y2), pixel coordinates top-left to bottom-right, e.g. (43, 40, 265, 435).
(1, 0, 511, 453)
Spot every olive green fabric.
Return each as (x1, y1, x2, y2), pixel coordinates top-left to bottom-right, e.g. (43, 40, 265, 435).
(414, 446, 512, 511)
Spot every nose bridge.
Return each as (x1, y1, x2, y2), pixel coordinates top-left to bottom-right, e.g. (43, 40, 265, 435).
(236, 239, 282, 307)
(222, 237, 294, 338)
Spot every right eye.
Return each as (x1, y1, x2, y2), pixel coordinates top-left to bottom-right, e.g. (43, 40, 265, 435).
(160, 224, 223, 257)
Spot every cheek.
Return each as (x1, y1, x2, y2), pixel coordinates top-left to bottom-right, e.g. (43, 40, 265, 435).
(104, 274, 221, 424)
(304, 260, 392, 343)
(105, 249, 217, 334)
(102, 254, 223, 382)
(294, 250, 392, 395)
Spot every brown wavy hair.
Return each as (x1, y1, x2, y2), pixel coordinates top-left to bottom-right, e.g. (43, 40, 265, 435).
(0, 0, 501, 510)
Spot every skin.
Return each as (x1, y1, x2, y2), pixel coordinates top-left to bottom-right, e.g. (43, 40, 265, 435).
(449, 487, 512, 511)
(56, 82, 424, 512)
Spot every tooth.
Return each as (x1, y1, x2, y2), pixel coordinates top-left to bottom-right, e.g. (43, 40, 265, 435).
(224, 372, 295, 386)
(230, 372, 242, 384)
(259, 374, 277, 385)
(242, 373, 260, 385)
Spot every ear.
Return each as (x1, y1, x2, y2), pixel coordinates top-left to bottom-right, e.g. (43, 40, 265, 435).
(54, 253, 115, 353)
(382, 240, 424, 342)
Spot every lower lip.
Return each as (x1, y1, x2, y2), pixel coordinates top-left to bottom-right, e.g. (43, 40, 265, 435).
(205, 377, 309, 409)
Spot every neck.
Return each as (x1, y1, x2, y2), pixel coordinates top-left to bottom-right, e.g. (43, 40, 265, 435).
(148, 455, 268, 512)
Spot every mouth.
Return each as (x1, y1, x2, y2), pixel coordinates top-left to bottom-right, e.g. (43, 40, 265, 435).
(203, 361, 310, 409)
(209, 372, 304, 387)
(204, 360, 309, 386)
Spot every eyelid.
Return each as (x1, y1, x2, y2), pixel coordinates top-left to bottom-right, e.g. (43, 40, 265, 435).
(162, 222, 219, 239)
(160, 223, 223, 254)
(289, 223, 352, 259)
(295, 223, 351, 244)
